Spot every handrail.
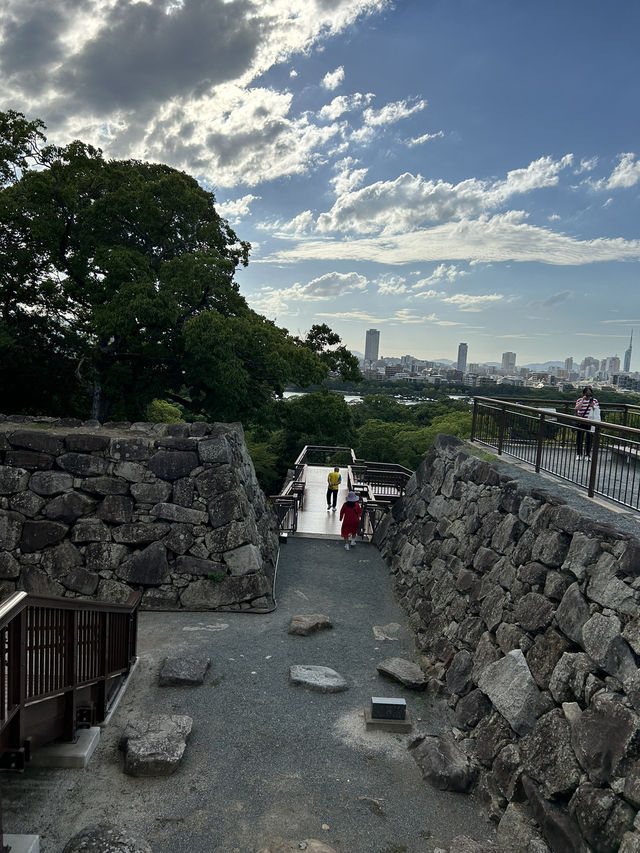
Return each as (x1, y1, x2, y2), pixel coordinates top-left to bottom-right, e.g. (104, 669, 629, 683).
(471, 396, 640, 509)
(0, 590, 141, 772)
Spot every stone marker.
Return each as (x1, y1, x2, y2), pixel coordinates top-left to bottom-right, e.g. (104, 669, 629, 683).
(63, 823, 152, 852)
(159, 656, 211, 686)
(288, 614, 333, 636)
(289, 665, 348, 693)
(376, 657, 427, 689)
(119, 714, 192, 776)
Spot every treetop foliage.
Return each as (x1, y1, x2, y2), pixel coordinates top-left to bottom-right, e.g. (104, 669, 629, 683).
(0, 110, 360, 422)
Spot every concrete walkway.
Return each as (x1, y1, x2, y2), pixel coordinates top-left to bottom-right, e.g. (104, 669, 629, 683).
(295, 465, 350, 539)
(3, 538, 494, 853)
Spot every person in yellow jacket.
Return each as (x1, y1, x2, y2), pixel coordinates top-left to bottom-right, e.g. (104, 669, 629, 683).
(326, 467, 341, 510)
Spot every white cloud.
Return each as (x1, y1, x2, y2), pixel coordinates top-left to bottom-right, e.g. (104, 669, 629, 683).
(318, 92, 374, 120)
(138, 85, 344, 187)
(575, 156, 598, 174)
(268, 212, 640, 266)
(314, 155, 574, 235)
(376, 274, 408, 295)
(363, 97, 426, 127)
(215, 194, 261, 222)
(322, 66, 345, 90)
(251, 270, 368, 316)
(412, 263, 467, 288)
(1, 0, 392, 187)
(406, 130, 444, 146)
(441, 293, 504, 312)
(606, 153, 640, 189)
(330, 157, 368, 195)
(411, 288, 444, 300)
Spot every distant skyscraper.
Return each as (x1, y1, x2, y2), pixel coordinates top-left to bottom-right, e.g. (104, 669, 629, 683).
(501, 351, 516, 373)
(565, 357, 573, 373)
(624, 330, 633, 372)
(365, 328, 380, 364)
(457, 342, 468, 373)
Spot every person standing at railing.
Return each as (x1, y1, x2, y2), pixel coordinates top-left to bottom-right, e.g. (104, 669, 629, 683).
(326, 467, 342, 510)
(340, 491, 362, 550)
(575, 386, 600, 461)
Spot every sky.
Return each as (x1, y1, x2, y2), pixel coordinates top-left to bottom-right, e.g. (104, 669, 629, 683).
(2, 0, 639, 367)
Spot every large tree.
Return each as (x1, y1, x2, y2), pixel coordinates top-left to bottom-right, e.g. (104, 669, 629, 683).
(0, 111, 359, 421)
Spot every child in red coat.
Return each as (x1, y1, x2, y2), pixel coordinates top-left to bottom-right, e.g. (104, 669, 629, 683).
(340, 491, 362, 551)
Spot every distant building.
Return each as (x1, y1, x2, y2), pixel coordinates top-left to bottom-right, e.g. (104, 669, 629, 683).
(624, 331, 633, 372)
(457, 342, 468, 373)
(565, 357, 573, 373)
(501, 351, 516, 373)
(364, 328, 380, 364)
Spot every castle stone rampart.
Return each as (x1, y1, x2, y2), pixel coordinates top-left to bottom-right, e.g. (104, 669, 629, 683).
(0, 416, 278, 611)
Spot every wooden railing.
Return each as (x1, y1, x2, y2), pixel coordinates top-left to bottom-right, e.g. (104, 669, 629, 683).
(471, 396, 640, 510)
(0, 590, 140, 772)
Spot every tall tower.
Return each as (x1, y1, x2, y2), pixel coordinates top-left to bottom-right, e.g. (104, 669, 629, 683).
(457, 342, 468, 373)
(624, 330, 633, 372)
(501, 351, 516, 373)
(365, 329, 380, 364)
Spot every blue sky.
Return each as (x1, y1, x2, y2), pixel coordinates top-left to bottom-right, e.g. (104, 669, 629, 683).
(2, 0, 639, 366)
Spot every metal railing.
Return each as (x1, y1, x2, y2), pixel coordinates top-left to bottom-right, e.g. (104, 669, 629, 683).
(471, 396, 640, 510)
(271, 494, 299, 535)
(359, 501, 388, 540)
(0, 590, 140, 772)
(292, 446, 413, 503)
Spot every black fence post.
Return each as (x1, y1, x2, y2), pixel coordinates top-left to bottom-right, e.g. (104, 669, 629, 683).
(587, 425, 601, 498)
(535, 413, 546, 472)
(497, 404, 506, 455)
(471, 398, 478, 441)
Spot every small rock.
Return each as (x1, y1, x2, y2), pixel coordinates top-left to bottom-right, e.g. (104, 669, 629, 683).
(289, 665, 348, 693)
(257, 841, 337, 853)
(63, 823, 151, 852)
(409, 734, 479, 793)
(288, 614, 333, 636)
(159, 656, 211, 686)
(376, 657, 427, 689)
(119, 714, 192, 776)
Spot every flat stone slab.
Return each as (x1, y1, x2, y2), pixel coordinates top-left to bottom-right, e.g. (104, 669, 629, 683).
(289, 665, 348, 693)
(4, 837, 39, 853)
(376, 657, 428, 689)
(159, 656, 211, 686)
(119, 715, 192, 777)
(288, 614, 333, 636)
(63, 824, 151, 852)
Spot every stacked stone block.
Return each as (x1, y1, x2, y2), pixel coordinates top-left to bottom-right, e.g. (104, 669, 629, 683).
(375, 434, 640, 853)
(0, 417, 278, 610)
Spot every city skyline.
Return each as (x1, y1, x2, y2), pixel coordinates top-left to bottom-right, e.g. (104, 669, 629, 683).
(2, 1, 639, 364)
(360, 330, 635, 372)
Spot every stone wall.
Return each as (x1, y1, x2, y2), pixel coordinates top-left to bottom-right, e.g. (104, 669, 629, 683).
(0, 416, 279, 611)
(375, 434, 640, 853)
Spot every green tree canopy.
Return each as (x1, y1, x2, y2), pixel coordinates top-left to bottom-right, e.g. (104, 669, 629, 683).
(0, 111, 354, 422)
